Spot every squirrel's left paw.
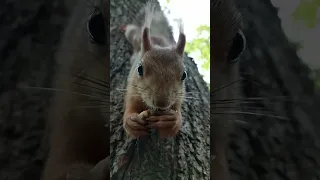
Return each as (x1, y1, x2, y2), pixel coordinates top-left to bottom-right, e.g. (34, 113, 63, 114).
(147, 109, 182, 139)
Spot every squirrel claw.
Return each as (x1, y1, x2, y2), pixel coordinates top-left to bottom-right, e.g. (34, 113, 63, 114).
(146, 110, 182, 139)
(123, 124, 149, 139)
(123, 113, 149, 139)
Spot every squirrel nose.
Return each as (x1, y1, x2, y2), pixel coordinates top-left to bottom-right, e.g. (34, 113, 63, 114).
(153, 98, 170, 109)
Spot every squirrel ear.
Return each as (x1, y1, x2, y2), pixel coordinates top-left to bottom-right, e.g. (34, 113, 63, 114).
(175, 19, 186, 56)
(141, 27, 151, 52)
(176, 32, 186, 56)
(227, 29, 246, 63)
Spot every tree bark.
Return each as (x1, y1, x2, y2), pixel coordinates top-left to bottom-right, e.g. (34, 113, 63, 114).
(226, 0, 320, 179)
(109, 0, 210, 179)
(0, 0, 73, 179)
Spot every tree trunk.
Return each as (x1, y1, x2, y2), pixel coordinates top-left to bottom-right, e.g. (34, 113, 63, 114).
(109, 0, 210, 179)
(226, 0, 320, 179)
(0, 0, 73, 179)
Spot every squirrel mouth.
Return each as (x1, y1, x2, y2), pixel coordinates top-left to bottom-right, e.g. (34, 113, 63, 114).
(154, 105, 172, 112)
(157, 108, 169, 111)
(142, 100, 171, 112)
(148, 106, 170, 112)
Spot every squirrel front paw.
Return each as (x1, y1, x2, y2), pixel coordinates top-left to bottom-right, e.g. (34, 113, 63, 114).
(147, 109, 182, 139)
(123, 110, 150, 139)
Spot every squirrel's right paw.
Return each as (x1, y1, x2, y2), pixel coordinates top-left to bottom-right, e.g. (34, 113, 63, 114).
(123, 113, 149, 139)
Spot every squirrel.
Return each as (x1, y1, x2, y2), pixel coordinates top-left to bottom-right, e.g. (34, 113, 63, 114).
(121, 2, 187, 139)
(41, 0, 110, 179)
(210, 0, 247, 180)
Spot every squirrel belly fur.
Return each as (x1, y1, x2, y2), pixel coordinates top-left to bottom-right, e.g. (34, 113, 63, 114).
(122, 1, 187, 139)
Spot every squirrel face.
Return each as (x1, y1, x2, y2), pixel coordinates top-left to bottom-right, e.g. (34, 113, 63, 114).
(129, 16, 187, 110)
(134, 48, 186, 110)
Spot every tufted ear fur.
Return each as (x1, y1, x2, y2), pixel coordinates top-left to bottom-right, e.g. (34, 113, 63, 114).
(227, 29, 246, 62)
(175, 19, 186, 56)
(141, 27, 151, 52)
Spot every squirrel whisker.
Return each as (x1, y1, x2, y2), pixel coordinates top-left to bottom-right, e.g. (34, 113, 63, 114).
(213, 106, 277, 113)
(233, 120, 251, 126)
(69, 105, 109, 110)
(127, 95, 145, 98)
(184, 92, 201, 95)
(211, 96, 294, 103)
(181, 96, 201, 100)
(115, 90, 148, 97)
(113, 89, 149, 98)
(72, 82, 109, 97)
(115, 88, 129, 91)
(211, 111, 290, 121)
(19, 86, 101, 99)
(79, 102, 109, 107)
(85, 99, 109, 103)
(23, 78, 109, 99)
(211, 78, 244, 95)
(72, 73, 109, 88)
(129, 84, 148, 90)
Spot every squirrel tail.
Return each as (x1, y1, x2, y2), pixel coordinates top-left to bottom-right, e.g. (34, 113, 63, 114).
(125, 1, 175, 52)
(137, 1, 175, 43)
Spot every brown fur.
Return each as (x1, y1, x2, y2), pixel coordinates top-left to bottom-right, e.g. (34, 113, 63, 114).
(211, 0, 242, 60)
(41, 0, 110, 179)
(122, 1, 186, 139)
(211, 0, 245, 180)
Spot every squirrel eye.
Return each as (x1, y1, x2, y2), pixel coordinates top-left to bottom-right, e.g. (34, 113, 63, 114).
(137, 64, 143, 76)
(228, 30, 246, 63)
(87, 8, 106, 45)
(181, 71, 187, 81)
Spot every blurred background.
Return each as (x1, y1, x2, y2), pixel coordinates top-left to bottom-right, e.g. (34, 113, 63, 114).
(159, 0, 320, 91)
(159, 0, 211, 85)
(271, 0, 320, 90)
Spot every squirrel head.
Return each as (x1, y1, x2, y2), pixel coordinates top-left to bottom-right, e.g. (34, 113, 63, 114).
(211, 0, 246, 63)
(133, 24, 187, 111)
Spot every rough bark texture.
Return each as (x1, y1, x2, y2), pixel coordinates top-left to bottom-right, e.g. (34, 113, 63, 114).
(0, 0, 73, 179)
(109, 0, 210, 179)
(227, 0, 320, 179)
(0, 0, 320, 179)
